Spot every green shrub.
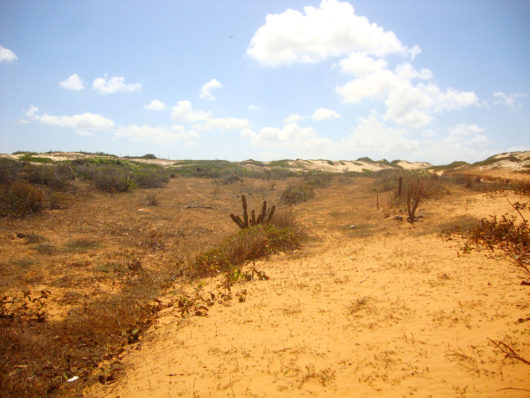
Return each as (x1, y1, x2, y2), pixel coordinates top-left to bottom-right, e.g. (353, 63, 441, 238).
(131, 168, 169, 188)
(92, 166, 133, 192)
(193, 223, 301, 275)
(25, 164, 75, 190)
(19, 155, 54, 164)
(0, 181, 45, 217)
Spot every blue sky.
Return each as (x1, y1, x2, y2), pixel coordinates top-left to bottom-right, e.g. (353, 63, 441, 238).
(0, 0, 528, 164)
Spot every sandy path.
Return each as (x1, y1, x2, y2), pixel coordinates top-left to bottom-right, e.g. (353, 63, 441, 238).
(86, 187, 530, 398)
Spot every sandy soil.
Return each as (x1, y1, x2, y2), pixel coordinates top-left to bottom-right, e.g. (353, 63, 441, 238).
(84, 180, 530, 398)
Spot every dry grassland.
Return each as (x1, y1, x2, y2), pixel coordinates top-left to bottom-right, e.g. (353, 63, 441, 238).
(1, 173, 529, 397)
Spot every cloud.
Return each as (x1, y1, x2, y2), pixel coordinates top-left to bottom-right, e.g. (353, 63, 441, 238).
(24, 106, 115, 135)
(194, 117, 249, 131)
(284, 114, 303, 124)
(24, 105, 39, 119)
(338, 52, 388, 76)
(59, 74, 84, 91)
(92, 75, 141, 94)
(171, 99, 249, 132)
(171, 100, 211, 122)
(446, 123, 487, 145)
(241, 110, 491, 163)
(0, 45, 17, 63)
(144, 99, 167, 110)
(312, 107, 340, 121)
(114, 125, 199, 145)
(340, 114, 419, 156)
(493, 91, 527, 109)
(200, 79, 222, 101)
(242, 123, 333, 154)
(248, 104, 264, 111)
(337, 57, 478, 128)
(247, 0, 417, 67)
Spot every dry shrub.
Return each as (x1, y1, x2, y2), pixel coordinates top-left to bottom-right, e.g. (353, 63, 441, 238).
(280, 183, 315, 205)
(145, 193, 159, 206)
(406, 181, 424, 223)
(0, 269, 175, 397)
(0, 181, 45, 217)
(0, 158, 23, 184)
(451, 200, 529, 274)
(468, 201, 529, 274)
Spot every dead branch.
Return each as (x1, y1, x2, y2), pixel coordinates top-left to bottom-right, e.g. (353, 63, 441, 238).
(184, 202, 213, 209)
(487, 338, 530, 365)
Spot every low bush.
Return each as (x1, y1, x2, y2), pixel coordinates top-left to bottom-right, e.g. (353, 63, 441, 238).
(0, 158, 23, 184)
(145, 193, 159, 206)
(280, 183, 315, 205)
(91, 166, 133, 192)
(450, 200, 529, 275)
(0, 181, 45, 217)
(303, 173, 331, 188)
(468, 201, 529, 274)
(193, 223, 301, 276)
(131, 168, 169, 188)
(19, 155, 54, 164)
(25, 163, 75, 190)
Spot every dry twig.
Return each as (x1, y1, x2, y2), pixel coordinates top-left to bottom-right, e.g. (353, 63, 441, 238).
(487, 338, 530, 365)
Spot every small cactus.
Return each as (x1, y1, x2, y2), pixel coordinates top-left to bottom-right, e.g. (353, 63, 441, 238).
(230, 195, 276, 229)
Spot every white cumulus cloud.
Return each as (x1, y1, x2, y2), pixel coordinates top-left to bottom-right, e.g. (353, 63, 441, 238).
(59, 74, 84, 90)
(0, 45, 17, 63)
(114, 125, 199, 145)
(312, 108, 340, 121)
(92, 75, 141, 94)
(195, 117, 249, 131)
(144, 99, 167, 110)
(284, 114, 303, 124)
(247, 0, 417, 67)
(171, 100, 211, 122)
(24, 106, 115, 135)
(337, 57, 478, 128)
(493, 91, 527, 109)
(242, 123, 333, 154)
(200, 79, 222, 101)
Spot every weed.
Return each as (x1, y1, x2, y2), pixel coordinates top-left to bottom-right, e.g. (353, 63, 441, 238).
(438, 216, 481, 236)
(348, 296, 375, 316)
(34, 243, 57, 255)
(145, 193, 159, 206)
(64, 238, 101, 252)
(24, 232, 46, 244)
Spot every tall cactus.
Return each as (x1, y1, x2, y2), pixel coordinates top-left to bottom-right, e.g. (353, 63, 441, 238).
(230, 195, 276, 229)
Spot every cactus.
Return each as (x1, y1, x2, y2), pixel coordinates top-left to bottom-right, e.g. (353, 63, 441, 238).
(230, 195, 276, 229)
